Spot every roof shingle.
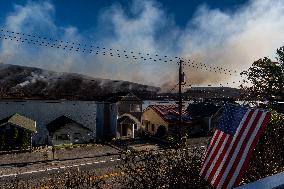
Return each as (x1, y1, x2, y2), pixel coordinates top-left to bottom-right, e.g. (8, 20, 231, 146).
(0, 113, 36, 132)
(149, 105, 192, 123)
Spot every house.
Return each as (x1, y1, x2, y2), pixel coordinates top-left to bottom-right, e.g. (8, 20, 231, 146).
(142, 105, 192, 136)
(0, 100, 117, 145)
(46, 115, 93, 145)
(0, 113, 36, 150)
(107, 92, 143, 138)
(186, 102, 221, 135)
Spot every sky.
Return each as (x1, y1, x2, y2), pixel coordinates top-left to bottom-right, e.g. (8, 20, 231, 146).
(0, 0, 283, 89)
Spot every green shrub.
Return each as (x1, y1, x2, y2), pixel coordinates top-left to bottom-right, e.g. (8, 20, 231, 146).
(117, 147, 211, 189)
(241, 113, 284, 184)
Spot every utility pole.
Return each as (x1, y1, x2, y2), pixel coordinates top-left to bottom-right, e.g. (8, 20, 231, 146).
(178, 59, 184, 138)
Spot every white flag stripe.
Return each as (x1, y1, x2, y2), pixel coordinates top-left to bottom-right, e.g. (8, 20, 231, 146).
(201, 130, 221, 175)
(211, 110, 251, 185)
(217, 110, 259, 189)
(226, 112, 267, 189)
(207, 130, 219, 155)
(205, 134, 230, 180)
(200, 130, 220, 175)
(209, 135, 233, 186)
(202, 129, 219, 165)
(200, 130, 219, 175)
(201, 130, 223, 175)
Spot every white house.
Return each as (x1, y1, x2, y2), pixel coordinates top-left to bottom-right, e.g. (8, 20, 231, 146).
(0, 100, 117, 145)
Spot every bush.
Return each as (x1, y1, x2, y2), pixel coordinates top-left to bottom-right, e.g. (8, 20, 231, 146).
(2, 170, 107, 189)
(155, 125, 167, 138)
(117, 114, 284, 188)
(241, 113, 284, 184)
(116, 147, 211, 189)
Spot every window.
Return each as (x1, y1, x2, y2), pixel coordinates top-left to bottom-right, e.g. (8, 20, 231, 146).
(57, 134, 70, 140)
(73, 133, 81, 140)
(5, 124, 11, 130)
(130, 104, 141, 112)
(145, 122, 149, 131)
(152, 124, 155, 132)
(110, 104, 115, 111)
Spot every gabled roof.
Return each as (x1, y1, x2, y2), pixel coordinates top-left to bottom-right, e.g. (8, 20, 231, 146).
(46, 115, 92, 133)
(0, 113, 36, 132)
(107, 92, 142, 103)
(148, 105, 192, 123)
(187, 102, 221, 117)
(118, 116, 136, 125)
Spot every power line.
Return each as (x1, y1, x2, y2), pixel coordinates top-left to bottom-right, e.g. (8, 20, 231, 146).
(0, 28, 177, 63)
(0, 27, 243, 76)
(168, 83, 179, 93)
(181, 59, 241, 77)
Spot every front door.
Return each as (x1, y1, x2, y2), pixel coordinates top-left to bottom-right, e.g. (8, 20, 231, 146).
(122, 124, 128, 136)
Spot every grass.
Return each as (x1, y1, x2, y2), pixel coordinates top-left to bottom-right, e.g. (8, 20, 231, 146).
(53, 143, 99, 150)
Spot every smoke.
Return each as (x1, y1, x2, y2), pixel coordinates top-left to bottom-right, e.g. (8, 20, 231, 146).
(1, 0, 284, 90)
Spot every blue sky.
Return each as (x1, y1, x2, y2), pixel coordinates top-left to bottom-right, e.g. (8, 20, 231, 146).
(0, 0, 248, 31)
(0, 0, 283, 88)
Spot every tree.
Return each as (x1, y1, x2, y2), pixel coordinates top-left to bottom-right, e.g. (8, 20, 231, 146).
(155, 125, 167, 138)
(241, 47, 284, 105)
(239, 46, 284, 185)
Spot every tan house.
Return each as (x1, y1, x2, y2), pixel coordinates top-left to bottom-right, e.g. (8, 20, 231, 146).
(142, 105, 192, 136)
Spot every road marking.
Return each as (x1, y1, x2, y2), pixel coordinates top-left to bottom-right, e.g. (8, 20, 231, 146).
(0, 157, 122, 178)
(0, 173, 17, 178)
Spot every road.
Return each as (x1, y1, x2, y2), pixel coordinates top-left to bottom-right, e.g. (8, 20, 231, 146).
(0, 154, 123, 182)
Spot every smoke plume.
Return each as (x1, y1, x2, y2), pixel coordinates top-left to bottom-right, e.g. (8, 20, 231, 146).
(1, 0, 284, 90)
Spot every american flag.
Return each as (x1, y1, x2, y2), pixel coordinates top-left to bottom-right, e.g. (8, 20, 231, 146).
(200, 104, 271, 189)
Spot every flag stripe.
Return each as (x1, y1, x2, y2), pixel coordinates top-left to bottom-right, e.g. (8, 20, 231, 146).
(216, 109, 260, 189)
(201, 129, 219, 167)
(205, 134, 230, 179)
(201, 104, 271, 189)
(204, 132, 227, 179)
(200, 130, 221, 175)
(221, 110, 263, 189)
(211, 110, 253, 187)
(232, 112, 271, 188)
(207, 135, 233, 184)
(201, 130, 223, 177)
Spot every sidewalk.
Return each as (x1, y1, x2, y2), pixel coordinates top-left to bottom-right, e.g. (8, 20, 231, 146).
(0, 144, 120, 167)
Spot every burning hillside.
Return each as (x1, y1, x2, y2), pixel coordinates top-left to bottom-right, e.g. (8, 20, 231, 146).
(0, 64, 160, 100)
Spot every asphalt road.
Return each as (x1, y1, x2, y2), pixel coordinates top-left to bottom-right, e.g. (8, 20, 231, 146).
(0, 155, 123, 182)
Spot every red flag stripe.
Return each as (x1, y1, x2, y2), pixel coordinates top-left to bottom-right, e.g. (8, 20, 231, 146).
(204, 129, 219, 162)
(200, 130, 221, 175)
(205, 134, 230, 179)
(207, 135, 233, 184)
(202, 132, 227, 178)
(212, 110, 254, 187)
(231, 112, 271, 188)
(220, 110, 263, 189)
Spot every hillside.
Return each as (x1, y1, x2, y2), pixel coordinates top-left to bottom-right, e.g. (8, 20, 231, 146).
(0, 64, 160, 100)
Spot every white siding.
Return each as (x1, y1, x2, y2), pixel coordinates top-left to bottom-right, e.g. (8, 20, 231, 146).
(0, 100, 97, 144)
